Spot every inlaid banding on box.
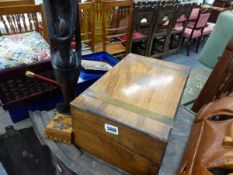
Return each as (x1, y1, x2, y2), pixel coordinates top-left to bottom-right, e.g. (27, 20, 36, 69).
(128, 54, 190, 75)
(85, 89, 173, 126)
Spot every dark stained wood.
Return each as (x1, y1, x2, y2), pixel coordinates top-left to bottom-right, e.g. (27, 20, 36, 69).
(184, 9, 211, 56)
(169, 3, 193, 54)
(0, 60, 58, 109)
(43, 0, 81, 112)
(128, 3, 156, 55)
(192, 37, 233, 112)
(147, 4, 177, 58)
(71, 53, 189, 174)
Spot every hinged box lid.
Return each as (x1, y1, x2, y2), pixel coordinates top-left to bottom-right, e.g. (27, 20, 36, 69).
(71, 53, 190, 141)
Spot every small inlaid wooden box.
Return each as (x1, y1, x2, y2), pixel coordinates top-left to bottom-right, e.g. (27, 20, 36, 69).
(71, 54, 189, 175)
(45, 113, 72, 144)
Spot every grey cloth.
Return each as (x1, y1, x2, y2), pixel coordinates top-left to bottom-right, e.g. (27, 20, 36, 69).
(159, 106, 195, 175)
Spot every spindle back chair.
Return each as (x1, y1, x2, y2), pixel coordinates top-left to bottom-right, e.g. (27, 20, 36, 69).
(0, 4, 48, 41)
(93, 0, 103, 45)
(79, 2, 95, 53)
(96, 0, 133, 58)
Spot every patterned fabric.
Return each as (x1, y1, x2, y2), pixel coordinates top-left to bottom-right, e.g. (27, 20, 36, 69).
(202, 26, 213, 35)
(189, 8, 200, 20)
(174, 23, 184, 31)
(184, 26, 213, 38)
(119, 31, 146, 41)
(196, 12, 211, 28)
(177, 15, 187, 23)
(0, 32, 50, 70)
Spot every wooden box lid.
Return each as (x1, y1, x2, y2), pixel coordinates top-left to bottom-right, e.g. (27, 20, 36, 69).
(71, 54, 190, 141)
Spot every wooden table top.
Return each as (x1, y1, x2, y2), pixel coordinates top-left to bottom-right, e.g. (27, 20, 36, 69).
(71, 53, 190, 141)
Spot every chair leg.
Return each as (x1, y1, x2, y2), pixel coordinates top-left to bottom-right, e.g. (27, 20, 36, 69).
(170, 34, 174, 49)
(176, 35, 184, 54)
(162, 35, 171, 59)
(129, 40, 133, 53)
(192, 38, 196, 44)
(187, 39, 191, 56)
(181, 37, 185, 47)
(196, 37, 201, 53)
(146, 38, 153, 57)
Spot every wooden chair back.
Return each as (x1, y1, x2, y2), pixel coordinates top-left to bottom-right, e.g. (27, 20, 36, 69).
(184, 10, 210, 39)
(168, 3, 193, 53)
(135, 1, 150, 6)
(0, 0, 35, 7)
(79, 2, 95, 53)
(151, 4, 177, 37)
(187, 4, 201, 28)
(186, 9, 211, 40)
(94, 0, 103, 45)
(101, 0, 133, 55)
(189, 6, 200, 20)
(192, 37, 233, 112)
(147, 1, 160, 6)
(135, 1, 176, 7)
(147, 4, 176, 57)
(160, 0, 177, 5)
(132, 3, 155, 35)
(173, 3, 193, 30)
(194, 10, 211, 29)
(0, 4, 48, 41)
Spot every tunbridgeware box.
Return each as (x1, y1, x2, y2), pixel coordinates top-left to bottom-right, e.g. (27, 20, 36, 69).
(71, 53, 189, 174)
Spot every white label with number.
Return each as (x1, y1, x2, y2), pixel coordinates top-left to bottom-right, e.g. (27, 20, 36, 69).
(104, 124, 119, 135)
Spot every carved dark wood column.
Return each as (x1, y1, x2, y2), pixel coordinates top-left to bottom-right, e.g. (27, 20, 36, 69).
(42, 0, 81, 112)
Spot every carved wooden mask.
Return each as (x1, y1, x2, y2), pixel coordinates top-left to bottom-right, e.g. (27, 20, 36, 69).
(178, 96, 233, 175)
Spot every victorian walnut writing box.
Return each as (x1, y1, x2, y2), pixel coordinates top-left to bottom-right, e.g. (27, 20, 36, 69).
(71, 53, 189, 174)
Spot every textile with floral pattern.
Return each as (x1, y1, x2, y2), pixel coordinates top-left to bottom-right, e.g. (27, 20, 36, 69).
(0, 32, 50, 70)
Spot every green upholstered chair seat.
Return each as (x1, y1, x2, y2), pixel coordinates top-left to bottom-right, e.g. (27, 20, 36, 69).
(182, 11, 233, 107)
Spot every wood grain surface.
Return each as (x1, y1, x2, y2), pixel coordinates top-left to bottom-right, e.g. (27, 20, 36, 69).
(72, 53, 189, 139)
(71, 53, 189, 174)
